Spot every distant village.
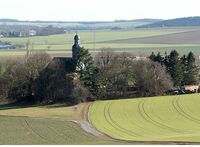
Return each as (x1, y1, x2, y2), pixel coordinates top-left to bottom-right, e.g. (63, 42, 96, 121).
(0, 25, 65, 38)
(0, 30, 37, 38)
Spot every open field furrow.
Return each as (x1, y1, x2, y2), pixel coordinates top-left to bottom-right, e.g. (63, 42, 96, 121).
(138, 100, 180, 133)
(172, 97, 200, 125)
(177, 98, 200, 123)
(178, 98, 200, 121)
(24, 119, 49, 143)
(104, 102, 137, 137)
(45, 124, 69, 142)
(89, 94, 200, 142)
(146, 99, 191, 134)
(0, 115, 120, 145)
(107, 102, 142, 137)
(144, 100, 186, 133)
(103, 102, 127, 138)
(121, 103, 147, 134)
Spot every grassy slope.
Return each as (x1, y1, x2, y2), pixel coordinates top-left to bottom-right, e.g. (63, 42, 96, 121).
(89, 94, 200, 142)
(0, 103, 121, 145)
(0, 103, 89, 121)
(0, 116, 117, 145)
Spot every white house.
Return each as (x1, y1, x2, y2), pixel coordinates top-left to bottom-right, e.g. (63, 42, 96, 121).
(29, 30, 37, 36)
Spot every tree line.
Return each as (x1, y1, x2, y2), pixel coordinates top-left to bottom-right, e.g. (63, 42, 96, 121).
(149, 50, 199, 87)
(0, 53, 88, 104)
(0, 49, 199, 105)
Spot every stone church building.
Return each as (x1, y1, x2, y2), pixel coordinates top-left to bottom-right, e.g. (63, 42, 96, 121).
(54, 33, 81, 72)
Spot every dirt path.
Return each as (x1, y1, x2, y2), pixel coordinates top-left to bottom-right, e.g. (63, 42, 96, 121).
(77, 102, 104, 137)
(79, 120, 103, 137)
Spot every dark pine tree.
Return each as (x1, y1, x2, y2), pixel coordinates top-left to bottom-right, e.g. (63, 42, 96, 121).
(184, 52, 199, 85)
(168, 50, 184, 86)
(76, 47, 98, 97)
(154, 52, 163, 64)
(149, 52, 156, 61)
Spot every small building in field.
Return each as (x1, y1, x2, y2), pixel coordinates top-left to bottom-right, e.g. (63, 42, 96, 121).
(29, 30, 37, 36)
(183, 85, 199, 93)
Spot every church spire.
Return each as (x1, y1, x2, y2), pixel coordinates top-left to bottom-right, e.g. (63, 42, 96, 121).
(72, 33, 80, 61)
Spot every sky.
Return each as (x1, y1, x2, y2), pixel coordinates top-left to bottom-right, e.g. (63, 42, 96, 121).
(0, 0, 200, 21)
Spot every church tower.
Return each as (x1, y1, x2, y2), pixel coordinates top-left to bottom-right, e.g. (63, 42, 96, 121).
(72, 33, 80, 61)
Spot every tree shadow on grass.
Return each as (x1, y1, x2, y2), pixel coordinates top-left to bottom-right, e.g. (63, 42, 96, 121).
(0, 101, 73, 110)
(40, 101, 74, 109)
(0, 102, 41, 110)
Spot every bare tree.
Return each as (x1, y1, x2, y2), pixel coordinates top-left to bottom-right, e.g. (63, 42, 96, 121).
(94, 48, 115, 70)
(133, 60, 173, 97)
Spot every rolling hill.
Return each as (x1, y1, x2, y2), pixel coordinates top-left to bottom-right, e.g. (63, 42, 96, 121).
(137, 16, 200, 28)
(0, 18, 161, 30)
(89, 94, 200, 142)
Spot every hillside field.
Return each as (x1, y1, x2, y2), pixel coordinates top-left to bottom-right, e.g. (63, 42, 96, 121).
(1, 27, 200, 57)
(0, 116, 114, 145)
(0, 103, 121, 145)
(89, 94, 200, 142)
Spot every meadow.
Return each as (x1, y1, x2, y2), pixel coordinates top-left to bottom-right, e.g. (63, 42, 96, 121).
(0, 103, 122, 145)
(89, 94, 200, 142)
(1, 27, 200, 57)
(0, 116, 116, 145)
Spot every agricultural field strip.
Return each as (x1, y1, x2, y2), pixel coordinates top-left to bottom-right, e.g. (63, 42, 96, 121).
(0, 28, 195, 46)
(101, 30, 200, 44)
(89, 94, 200, 142)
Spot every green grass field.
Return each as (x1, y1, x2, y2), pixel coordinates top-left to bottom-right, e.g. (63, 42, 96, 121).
(0, 103, 122, 145)
(1, 27, 200, 57)
(89, 94, 200, 142)
(0, 116, 117, 145)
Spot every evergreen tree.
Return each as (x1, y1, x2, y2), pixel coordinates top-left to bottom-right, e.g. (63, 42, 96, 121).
(154, 52, 163, 63)
(149, 52, 156, 61)
(168, 50, 184, 86)
(181, 54, 187, 66)
(184, 52, 199, 85)
(76, 47, 98, 97)
(149, 52, 163, 64)
(163, 52, 170, 70)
